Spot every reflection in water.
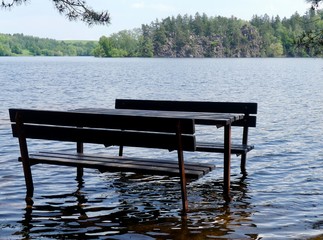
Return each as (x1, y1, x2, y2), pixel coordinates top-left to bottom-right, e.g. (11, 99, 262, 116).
(18, 172, 259, 239)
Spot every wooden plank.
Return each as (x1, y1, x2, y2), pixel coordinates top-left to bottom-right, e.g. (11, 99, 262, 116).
(196, 142, 254, 154)
(231, 116, 257, 127)
(9, 109, 195, 134)
(37, 152, 215, 172)
(115, 99, 257, 127)
(11, 124, 196, 151)
(24, 152, 215, 179)
(75, 108, 244, 126)
(115, 99, 258, 114)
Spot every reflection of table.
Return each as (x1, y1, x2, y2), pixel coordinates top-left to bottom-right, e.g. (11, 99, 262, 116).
(74, 108, 245, 200)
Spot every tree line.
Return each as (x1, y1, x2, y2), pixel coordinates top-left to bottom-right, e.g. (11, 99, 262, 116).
(1, 0, 322, 51)
(94, 11, 323, 58)
(0, 33, 96, 56)
(1, 11, 322, 58)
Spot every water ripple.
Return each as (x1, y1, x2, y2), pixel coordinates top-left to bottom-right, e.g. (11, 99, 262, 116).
(1, 57, 323, 239)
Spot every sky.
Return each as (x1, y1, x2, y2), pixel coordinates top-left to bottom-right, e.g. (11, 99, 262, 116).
(0, 0, 312, 40)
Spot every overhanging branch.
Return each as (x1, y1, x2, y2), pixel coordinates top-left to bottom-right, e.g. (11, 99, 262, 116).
(1, 0, 110, 25)
(52, 0, 110, 25)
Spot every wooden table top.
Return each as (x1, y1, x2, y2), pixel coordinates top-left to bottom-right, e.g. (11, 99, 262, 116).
(73, 108, 245, 126)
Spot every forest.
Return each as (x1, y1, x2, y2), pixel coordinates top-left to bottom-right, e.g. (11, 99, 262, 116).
(0, 33, 96, 56)
(1, 10, 322, 57)
(94, 11, 323, 58)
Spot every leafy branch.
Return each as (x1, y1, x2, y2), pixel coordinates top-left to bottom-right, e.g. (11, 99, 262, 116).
(1, 0, 26, 8)
(1, 0, 110, 25)
(307, 0, 322, 10)
(297, 29, 323, 48)
(297, 0, 323, 48)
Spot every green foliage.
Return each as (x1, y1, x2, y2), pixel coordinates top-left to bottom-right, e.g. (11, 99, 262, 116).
(94, 31, 141, 57)
(95, 11, 322, 58)
(0, 33, 97, 56)
(296, 9, 323, 53)
(109, 29, 141, 56)
(1, 0, 110, 26)
(0, 45, 11, 56)
(2, 10, 322, 58)
(94, 36, 123, 57)
(138, 28, 154, 57)
(268, 42, 284, 57)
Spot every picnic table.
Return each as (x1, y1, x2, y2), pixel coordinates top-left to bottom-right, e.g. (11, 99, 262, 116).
(10, 101, 257, 214)
(73, 107, 246, 201)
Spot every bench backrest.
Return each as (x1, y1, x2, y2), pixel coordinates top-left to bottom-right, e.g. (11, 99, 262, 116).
(9, 109, 196, 151)
(115, 99, 257, 127)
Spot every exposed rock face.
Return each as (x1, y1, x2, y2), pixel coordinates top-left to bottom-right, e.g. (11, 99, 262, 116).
(153, 24, 262, 58)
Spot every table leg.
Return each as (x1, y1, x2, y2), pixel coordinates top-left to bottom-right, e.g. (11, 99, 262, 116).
(223, 124, 232, 202)
(77, 141, 84, 181)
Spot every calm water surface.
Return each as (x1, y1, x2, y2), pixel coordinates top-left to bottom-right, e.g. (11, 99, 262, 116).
(0, 57, 322, 239)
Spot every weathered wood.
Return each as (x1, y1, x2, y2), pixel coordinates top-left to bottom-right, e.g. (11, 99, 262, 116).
(115, 99, 257, 174)
(116, 99, 258, 114)
(223, 124, 232, 202)
(9, 108, 206, 215)
(74, 108, 244, 126)
(196, 142, 254, 154)
(20, 152, 214, 179)
(115, 99, 257, 127)
(9, 109, 196, 134)
(76, 138, 84, 180)
(15, 112, 34, 198)
(241, 117, 250, 175)
(11, 124, 196, 151)
(176, 120, 188, 214)
(29, 151, 215, 173)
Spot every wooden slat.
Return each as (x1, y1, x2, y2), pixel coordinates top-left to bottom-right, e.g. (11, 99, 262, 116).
(11, 124, 196, 151)
(74, 108, 243, 126)
(231, 116, 257, 127)
(9, 109, 195, 134)
(116, 99, 258, 114)
(37, 152, 215, 172)
(24, 152, 215, 179)
(115, 99, 257, 127)
(196, 142, 254, 154)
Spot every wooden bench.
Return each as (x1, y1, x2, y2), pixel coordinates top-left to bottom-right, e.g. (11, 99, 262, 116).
(115, 99, 257, 174)
(9, 108, 215, 214)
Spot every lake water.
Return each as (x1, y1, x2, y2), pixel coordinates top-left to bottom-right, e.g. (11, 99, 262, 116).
(0, 57, 322, 239)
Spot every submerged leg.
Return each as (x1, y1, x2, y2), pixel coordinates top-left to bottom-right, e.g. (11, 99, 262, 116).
(240, 153, 248, 176)
(76, 142, 84, 181)
(223, 124, 232, 202)
(22, 160, 34, 200)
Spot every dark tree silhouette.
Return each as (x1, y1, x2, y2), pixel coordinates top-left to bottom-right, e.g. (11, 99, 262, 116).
(308, 0, 322, 9)
(298, 0, 323, 48)
(1, 0, 110, 25)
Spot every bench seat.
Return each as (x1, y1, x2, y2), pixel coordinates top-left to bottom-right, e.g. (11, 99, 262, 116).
(22, 152, 215, 180)
(10, 108, 202, 214)
(196, 142, 254, 155)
